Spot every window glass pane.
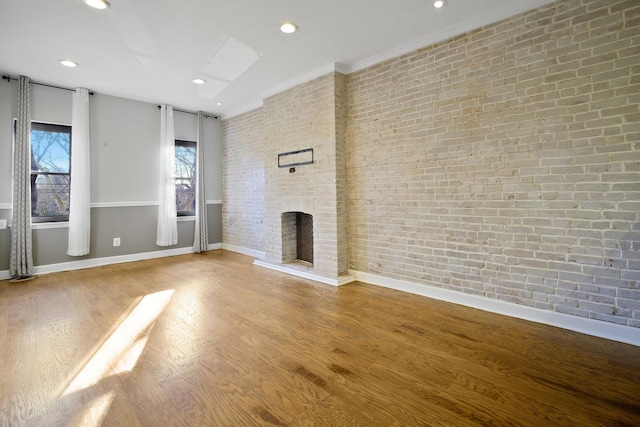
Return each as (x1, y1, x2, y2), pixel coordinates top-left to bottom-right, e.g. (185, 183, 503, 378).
(29, 122, 71, 220)
(175, 141, 196, 214)
(31, 128, 70, 173)
(32, 173, 70, 217)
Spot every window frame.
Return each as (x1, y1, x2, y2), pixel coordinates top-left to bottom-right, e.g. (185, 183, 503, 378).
(25, 121, 72, 223)
(174, 139, 197, 217)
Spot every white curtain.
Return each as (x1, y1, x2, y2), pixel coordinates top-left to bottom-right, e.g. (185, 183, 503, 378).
(156, 104, 178, 246)
(193, 112, 208, 252)
(10, 76, 34, 279)
(67, 88, 91, 256)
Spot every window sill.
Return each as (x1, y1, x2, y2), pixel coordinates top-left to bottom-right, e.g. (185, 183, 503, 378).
(32, 221, 69, 230)
(177, 216, 195, 222)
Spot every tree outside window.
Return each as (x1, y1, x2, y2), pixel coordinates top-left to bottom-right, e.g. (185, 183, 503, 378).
(29, 122, 71, 222)
(175, 140, 196, 216)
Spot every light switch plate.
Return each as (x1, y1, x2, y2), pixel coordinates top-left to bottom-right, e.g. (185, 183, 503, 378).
(0, 219, 6, 229)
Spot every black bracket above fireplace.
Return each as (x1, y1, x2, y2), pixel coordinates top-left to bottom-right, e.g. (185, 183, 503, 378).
(278, 148, 313, 168)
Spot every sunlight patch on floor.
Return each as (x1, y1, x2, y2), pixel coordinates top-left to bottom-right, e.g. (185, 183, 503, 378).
(63, 289, 175, 425)
(75, 390, 115, 427)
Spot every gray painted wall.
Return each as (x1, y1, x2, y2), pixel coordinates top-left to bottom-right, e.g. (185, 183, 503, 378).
(0, 82, 19, 203)
(0, 79, 223, 273)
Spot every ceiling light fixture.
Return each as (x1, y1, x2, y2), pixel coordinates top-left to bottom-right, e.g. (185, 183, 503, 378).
(192, 78, 206, 85)
(60, 60, 78, 68)
(216, 102, 223, 106)
(85, 0, 109, 10)
(280, 22, 298, 34)
(433, 0, 446, 8)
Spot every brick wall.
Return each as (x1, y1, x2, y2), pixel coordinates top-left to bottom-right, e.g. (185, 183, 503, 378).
(335, 72, 349, 275)
(221, 0, 639, 327)
(263, 72, 348, 279)
(281, 212, 298, 261)
(221, 108, 265, 251)
(346, 0, 640, 326)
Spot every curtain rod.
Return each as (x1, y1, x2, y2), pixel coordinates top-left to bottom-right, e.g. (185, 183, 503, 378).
(157, 105, 219, 120)
(2, 75, 219, 119)
(2, 75, 94, 95)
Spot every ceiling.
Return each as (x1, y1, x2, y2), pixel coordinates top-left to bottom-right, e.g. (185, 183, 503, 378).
(0, 0, 554, 118)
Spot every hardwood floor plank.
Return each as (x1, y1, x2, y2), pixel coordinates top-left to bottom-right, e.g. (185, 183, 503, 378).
(1, 250, 639, 426)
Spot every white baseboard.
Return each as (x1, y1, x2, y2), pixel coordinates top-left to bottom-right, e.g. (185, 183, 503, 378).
(254, 259, 354, 287)
(350, 269, 640, 347)
(1, 243, 248, 280)
(222, 243, 266, 259)
(34, 247, 195, 276)
(0, 244, 224, 279)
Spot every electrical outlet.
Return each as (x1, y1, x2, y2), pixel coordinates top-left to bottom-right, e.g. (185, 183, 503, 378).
(0, 219, 6, 229)
(113, 237, 121, 247)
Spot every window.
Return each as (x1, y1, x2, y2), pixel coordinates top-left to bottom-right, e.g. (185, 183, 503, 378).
(29, 122, 72, 222)
(175, 140, 196, 216)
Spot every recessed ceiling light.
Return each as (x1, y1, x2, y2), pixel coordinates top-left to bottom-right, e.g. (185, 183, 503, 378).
(60, 60, 78, 68)
(433, 0, 446, 8)
(216, 102, 223, 106)
(280, 22, 298, 34)
(192, 78, 206, 85)
(85, 0, 109, 10)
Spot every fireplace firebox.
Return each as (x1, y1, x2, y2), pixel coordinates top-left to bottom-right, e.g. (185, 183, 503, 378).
(281, 211, 313, 264)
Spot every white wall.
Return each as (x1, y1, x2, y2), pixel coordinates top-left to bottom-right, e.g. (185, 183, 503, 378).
(204, 116, 222, 202)
(90, 94, 159, 204)
(32, 85, 72, 125)
(0, 81, 16, 206)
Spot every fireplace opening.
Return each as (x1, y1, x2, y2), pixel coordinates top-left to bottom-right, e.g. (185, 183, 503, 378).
(296, 212, 313, 263)
(281, 212, 313, 264)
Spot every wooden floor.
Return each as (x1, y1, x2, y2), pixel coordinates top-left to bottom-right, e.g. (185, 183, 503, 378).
(1, 251, 639, 426)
